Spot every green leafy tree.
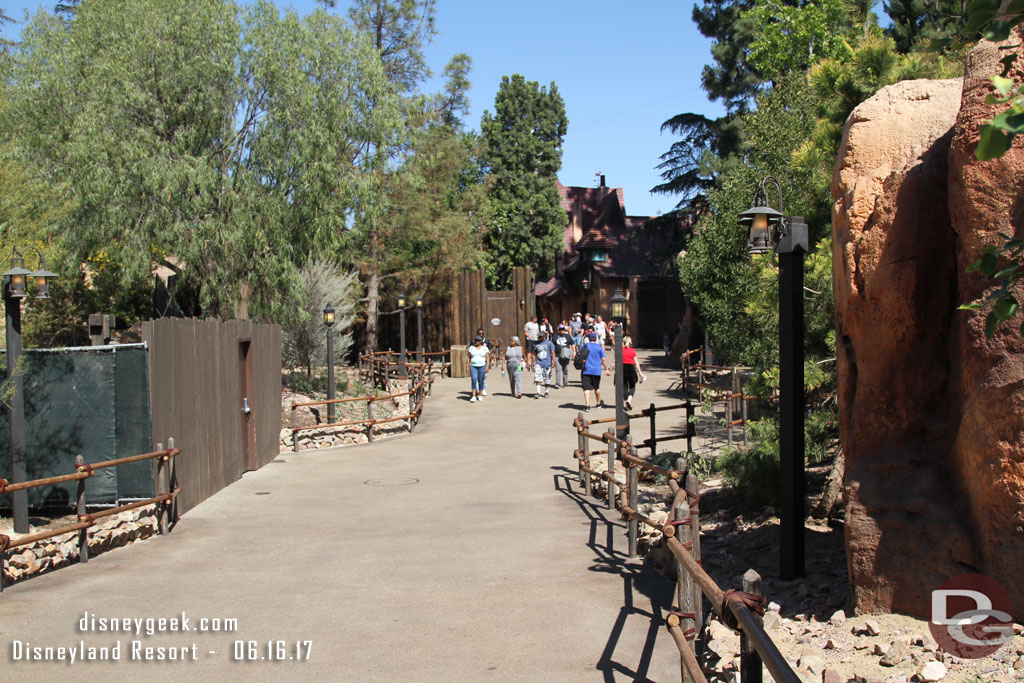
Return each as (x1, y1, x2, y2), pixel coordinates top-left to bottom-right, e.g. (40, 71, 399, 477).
(480, 74, 568, 289)
(885, 0, 967, 53)
(692, 0, 764, 112)
(347, 0, 436, 93)
(4, 1, 401, 326)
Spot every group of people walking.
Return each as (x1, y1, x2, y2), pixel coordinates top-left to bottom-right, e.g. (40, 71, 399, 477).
(465, 313, 646, 413)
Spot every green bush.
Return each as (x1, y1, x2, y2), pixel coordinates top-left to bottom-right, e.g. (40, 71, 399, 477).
(288, 372, 314, 395)
(717, 444, 780, 508)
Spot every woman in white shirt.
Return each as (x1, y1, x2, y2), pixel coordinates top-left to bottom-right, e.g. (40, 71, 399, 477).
(466, 337, 490, 402)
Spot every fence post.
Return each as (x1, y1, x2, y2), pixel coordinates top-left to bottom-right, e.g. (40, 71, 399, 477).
(578, 413, 591, 497)
(740, 569, 764, 683)
(605, 429, 616, 511)
(649, 402, 657, 456)
(155, 442, 167, 535)
(726, 396, 733, 450)
(697, 364, 703, 402)
(742, 387, 749, 447)
(366, 398, 375, 443)
(167, 437, 178, 526)
(626, 436, 638, 559)
(292, 405, 299, 453)
(674, 491, 695, 683)
(686, 472, 703, 654)
(75, 454, 89, 564)
(686, 400, 694, 454)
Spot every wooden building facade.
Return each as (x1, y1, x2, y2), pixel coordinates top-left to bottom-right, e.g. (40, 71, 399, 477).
(142, 318, 281, 514)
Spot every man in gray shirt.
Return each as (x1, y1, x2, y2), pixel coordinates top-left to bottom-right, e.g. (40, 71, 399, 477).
(523, 315, 539, 367)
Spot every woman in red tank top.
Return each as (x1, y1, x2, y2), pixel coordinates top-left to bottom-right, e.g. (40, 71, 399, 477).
(621, 335, 645, 410)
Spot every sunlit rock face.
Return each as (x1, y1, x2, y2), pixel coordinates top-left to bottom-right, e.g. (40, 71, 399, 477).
(833, 28, 1024, 618)
(833, 76, 972, 618)
(947, 29, 1024, 621)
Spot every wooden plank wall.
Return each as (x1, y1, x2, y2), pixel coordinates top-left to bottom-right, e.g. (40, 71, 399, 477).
(450, 267, 534, 349)
(142, 318, 281, 515)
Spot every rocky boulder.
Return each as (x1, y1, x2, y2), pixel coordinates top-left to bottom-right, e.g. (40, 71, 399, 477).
(832, 77, 976, 617)
(947, 28, 1024, 617)
(833, 30, 1024, 619)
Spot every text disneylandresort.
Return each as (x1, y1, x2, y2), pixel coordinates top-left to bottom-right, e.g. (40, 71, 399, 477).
(8, 611, 313, 663)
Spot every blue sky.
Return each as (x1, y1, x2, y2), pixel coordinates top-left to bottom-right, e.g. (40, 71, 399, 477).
(2, 1, 723, 218)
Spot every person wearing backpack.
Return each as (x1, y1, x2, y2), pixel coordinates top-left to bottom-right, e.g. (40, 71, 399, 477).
(578, 332, 609, 412)
(553, 324, 575, 388)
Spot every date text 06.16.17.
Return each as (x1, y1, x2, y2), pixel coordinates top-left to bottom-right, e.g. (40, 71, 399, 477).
(232, 640, 312, 662)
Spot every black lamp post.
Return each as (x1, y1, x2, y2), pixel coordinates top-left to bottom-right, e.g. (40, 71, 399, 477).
(415, 296, 424, 363)
(3, 247, 56, 534)
(740, 176, 808, 580)
(323, 303, 336, 423)
(397, 293, 407, 378)
(610, 288, 628, 440)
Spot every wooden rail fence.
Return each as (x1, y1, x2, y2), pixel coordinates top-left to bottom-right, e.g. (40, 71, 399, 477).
(0, 439, 181, 592)
(290, 371, 433, 452)
(681, 348, 765, 450)
(572, 410, 799, 683)
(358, 350, 451, 390)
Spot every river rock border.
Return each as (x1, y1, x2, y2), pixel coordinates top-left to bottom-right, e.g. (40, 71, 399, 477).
(1, 505, 160, 586)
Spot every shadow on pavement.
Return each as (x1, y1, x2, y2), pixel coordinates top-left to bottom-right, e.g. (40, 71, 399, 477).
(553, 469, 675, 682)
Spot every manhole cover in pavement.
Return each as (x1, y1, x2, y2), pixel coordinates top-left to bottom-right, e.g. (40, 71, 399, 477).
(364, 478, 419, 486)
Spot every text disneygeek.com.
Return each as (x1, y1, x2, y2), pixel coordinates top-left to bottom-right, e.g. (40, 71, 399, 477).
(7, 612, 312, 664)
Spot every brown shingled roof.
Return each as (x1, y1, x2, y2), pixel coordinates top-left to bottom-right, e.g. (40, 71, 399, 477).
(554, 178, 679, 280)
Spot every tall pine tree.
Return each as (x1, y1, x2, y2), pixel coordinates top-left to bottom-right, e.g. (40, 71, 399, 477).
(480, 74, 567, 289)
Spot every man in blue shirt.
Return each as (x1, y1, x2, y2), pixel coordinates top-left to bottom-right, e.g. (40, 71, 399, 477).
(579, 332, 609, 412)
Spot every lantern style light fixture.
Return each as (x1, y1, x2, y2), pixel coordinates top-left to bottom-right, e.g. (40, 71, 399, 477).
(519, 296, 525, 308)
(739, 176, 809, 255)
(581, 278, 590, 291)
(323, 302, 336, 327)
(610, 288, 627, 325)
(3, 251, 30, 299)
(739, 177, 786, 254)
(415, 296, 423, 309)
(397, 293, 407, 308)
(2, 247, 55, 300)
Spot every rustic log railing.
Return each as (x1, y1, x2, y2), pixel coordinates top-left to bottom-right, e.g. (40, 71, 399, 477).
(0, 439, 181, 592)
(289, 371, 432, 452)
(358, 350, 450, 389)
(583, 401, 696, 455)
(681, 350, 762, 449)
(572, 412, 799, 683)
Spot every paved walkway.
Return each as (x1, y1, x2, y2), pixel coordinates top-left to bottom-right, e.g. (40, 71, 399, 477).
(1, 351, 691, 682)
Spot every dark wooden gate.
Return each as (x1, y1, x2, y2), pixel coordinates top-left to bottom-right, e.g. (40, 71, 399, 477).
(449, 267, 534, 349)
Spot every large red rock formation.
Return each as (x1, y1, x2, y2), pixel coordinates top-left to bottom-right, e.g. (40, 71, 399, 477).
(947, 31, 1024, 617)
(833, 78, 975, 617)
(833, 32, 1024, 619)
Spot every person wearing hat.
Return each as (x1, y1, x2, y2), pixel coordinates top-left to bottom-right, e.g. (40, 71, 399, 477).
(553, 324, 575, 388)
(504, 336, 525, 398)
(539, 317, 554, 338)
(532, 329, 556, 398)
(579, 331, 610, 412)
(570, 313, 583, 338)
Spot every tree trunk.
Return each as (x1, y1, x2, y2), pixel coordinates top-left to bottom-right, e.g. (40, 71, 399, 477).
(365, 268, 380, 354)
(813, 446, 845, 521)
